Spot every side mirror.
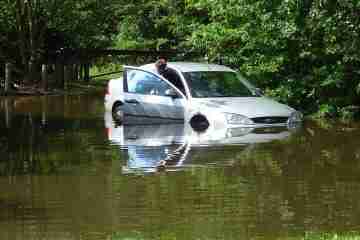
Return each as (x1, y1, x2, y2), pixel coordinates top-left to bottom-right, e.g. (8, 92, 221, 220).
(165, 88, 181, 99)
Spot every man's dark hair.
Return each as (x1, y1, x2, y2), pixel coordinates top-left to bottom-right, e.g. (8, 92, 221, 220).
(157, 56, 168, 62)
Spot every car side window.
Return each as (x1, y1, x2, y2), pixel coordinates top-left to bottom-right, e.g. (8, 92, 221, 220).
(126, 69, 172, 96)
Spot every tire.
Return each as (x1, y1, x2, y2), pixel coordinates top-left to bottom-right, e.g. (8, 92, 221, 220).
(112, 102, 124, 123)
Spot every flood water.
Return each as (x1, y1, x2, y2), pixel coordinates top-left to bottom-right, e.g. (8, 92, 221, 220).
(1, 94, 360, 240)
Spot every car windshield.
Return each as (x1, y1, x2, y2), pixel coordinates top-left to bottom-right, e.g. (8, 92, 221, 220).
(183, 71, 255, 98)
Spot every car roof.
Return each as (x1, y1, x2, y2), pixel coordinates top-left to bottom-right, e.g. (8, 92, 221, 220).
(140, 62, 235, 73)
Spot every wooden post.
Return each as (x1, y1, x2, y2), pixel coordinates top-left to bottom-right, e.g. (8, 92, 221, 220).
(70, 64, 75, 83)
(60, 63, 65, 89)
(84, 63, 90, 83)
(41, 64, 48, 91)
(49, 64, 55, 87)
(5, 63, 11, 93)
(79, 64, 84, 81)
(64, 65, 68, 90)
(0, 64, 3, 89)
(64, 64, 72, 90)
(4, 98, 10, 128)
(74, 64, 79, 82)
(55, 61, 64, 89)
(29, 59, 36, 83)
(55, 49, 65, 89)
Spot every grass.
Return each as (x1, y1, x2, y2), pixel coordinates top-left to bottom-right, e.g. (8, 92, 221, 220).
(91, 72, 123, 84)
(301, 232, 360, 240)
(108, 231, 360, 240)
(89, 62, 123, 87)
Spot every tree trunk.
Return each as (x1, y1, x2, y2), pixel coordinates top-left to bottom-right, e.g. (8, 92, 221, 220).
(15, 0, 29, 84)
(41, 64, 48, 91)
(5, 63, 11, 93)
(15, 0, 47, 85)
(74, 64, 79, 82)
(29, 59, 39, 84)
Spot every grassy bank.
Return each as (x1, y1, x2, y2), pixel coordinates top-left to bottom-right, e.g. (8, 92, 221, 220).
(302, 232, 360, 240)
(109, 231, 360, 240)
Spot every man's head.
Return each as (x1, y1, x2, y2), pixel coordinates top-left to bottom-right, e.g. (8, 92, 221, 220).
(155, 57, 167, 74)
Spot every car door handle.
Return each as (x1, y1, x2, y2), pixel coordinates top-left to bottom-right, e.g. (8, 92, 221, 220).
(125, 99, 139, 104)
(126, 135, 138, 140)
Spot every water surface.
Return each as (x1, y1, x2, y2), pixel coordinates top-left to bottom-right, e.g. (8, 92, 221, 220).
(1, 95, 360, 240)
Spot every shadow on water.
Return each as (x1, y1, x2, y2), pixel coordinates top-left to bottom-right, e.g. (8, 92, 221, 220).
(1, 95, 360, 240)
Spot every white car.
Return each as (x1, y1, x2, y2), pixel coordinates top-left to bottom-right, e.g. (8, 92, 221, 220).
(105, 62, 302, 130)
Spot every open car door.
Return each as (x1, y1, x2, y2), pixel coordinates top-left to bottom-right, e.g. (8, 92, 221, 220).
(122, 66, 186, 123)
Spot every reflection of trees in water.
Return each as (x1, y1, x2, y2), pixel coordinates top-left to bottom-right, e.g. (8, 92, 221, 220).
(1, 113, 54, 175)
(113, 121, 360, 239)
(0, 115, 116, 176)
(0, 96, 117, 176)
(0, 136, 7, 158)
(222, 120, 360, 234)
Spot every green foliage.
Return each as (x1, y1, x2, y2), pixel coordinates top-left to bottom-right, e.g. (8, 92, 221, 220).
(114, 0, 360, 118)
(0, 1, 16, 61)
(0, 0, 121, 79)
(114, 0, 187, 50)
(2, 0, 360, 117)
(90, 58, 123, 83)
(48, 0, 120, 48)
(90, 56, 123, 75)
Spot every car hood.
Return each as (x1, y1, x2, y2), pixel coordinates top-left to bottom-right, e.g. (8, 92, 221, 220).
(192, 97, 294, 118)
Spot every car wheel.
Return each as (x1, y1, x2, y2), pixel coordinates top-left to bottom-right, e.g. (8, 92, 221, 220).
(112, 102, 124, 123)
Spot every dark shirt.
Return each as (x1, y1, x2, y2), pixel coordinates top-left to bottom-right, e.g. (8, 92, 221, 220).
(160, 67, 185, 94)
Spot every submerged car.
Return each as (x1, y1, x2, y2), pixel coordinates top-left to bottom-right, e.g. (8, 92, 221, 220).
(104, 112, 299, 173)
(105, 62, 302, 130)
(104, 112, 297, 148)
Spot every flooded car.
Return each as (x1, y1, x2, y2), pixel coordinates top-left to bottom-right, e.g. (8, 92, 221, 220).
(104, 112, 300, 173)
(105, 62, 303, 130)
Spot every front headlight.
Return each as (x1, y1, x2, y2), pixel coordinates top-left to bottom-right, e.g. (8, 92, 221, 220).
(226, 127, 254, 137)
(225, 113, 254, 125)
(288, 111, 303, 123)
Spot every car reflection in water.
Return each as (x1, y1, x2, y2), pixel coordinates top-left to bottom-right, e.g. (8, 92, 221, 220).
(104, 112, 301, 173)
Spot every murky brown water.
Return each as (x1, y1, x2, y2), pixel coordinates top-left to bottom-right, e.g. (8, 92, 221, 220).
(1, 94, 360, 240)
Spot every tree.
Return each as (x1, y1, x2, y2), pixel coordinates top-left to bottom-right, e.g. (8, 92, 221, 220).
(0, 0, 120, 85)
